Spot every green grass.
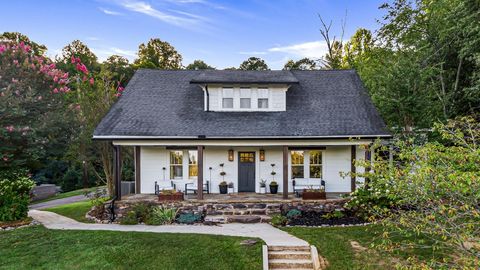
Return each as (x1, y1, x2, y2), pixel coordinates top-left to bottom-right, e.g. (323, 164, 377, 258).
(0, 226, 263, 270)
(30, 186, 102, 205)
(43, 201, 93, 223)
(284, 225, 439, 270)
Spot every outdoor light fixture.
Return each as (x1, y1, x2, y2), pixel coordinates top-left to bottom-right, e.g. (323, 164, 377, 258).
(228, 149, 234, 161)
(259, 149, 265, 161)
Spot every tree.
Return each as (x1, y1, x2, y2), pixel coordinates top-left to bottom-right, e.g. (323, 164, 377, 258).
(186, 60, 214, 70)
(0, 32, 47, 56)
(102, 55, 134, 86)
(342, 28, 374, 69)
(283, 58, 317, 70)
(134, 38, 182, 69)
(239, 57, 269, 70)
(57, 40, 99, 73)
(318, 14, 347, 69)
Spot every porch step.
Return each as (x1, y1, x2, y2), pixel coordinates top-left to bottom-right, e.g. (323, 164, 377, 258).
(204, 215, 271, 224)
(268, 259, 313, 269)
(269, 250, 311, 260)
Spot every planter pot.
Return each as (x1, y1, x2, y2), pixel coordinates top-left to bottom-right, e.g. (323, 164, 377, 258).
(302, 190, 326, 200)
(259, 187, 266, 194)
(269, 185, 278, 194)
(158, 192, 184, 201)
(227, 187, 234, 193)
(219, 185, 228, 194)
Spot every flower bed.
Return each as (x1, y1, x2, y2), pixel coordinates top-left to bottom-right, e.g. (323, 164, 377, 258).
(287, 210, 365, 226)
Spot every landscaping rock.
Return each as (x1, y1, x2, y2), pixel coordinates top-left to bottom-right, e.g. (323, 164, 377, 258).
(240, 239, 258, 246)
(227, 215, 261, 223)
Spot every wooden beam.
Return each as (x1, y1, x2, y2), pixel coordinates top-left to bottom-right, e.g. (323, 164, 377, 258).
(364, 144, 371, 186)
(135, 146, 141, 194)
(351, 145, 356, 192)
(114, 145, 122, 200)
(282, 145, 289, 199)
(197, 145, 204, 200)
(288, 146, 326, 150)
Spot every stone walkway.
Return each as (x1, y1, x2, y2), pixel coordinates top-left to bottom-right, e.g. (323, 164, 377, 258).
(29, 195, 89, 210)
(28, 210, 309, 246)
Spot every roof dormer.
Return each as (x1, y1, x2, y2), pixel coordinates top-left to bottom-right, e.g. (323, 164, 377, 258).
(190, 71, 298, 112)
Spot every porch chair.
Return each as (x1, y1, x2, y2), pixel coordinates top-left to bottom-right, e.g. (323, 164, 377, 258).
(292, 178, 326, 197)
(154, 180, 176, 195)
(184, 180, 210, 195)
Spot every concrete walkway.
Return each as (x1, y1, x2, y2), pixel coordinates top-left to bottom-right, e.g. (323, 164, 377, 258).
(29, 195, 89, 210)
(28, 210, 308, 246)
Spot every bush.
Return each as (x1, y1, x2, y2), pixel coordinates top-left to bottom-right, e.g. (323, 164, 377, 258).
(0, 169, 35, 222)
(60, 168, 82, 192)
(270, 214, 287, 227)
(286, 209, 302, 219)
(176, 213, 202, 224)
(132, 202, 151, 223)
(146, 206, 178, 225)
(120, 211, 138, 225)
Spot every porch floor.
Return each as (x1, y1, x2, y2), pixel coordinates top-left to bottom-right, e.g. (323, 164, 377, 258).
(122, 192, 346, 203)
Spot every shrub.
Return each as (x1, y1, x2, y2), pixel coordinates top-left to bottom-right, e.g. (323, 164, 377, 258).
(322, 210, 345, 219)
(286, 209, 301, 219)
(88, 188, 108, 217)
(132, 202, 151, 223)
(120, 211, 138, 225)
(176, 213, 202, 224)
(0, 169, 35, 222)
(146, 206, 178, 225)
(270, 214, 287, 227)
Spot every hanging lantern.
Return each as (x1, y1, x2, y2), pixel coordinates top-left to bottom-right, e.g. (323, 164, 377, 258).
(259, 149, 265, 161)
(228, 149, 234, 161)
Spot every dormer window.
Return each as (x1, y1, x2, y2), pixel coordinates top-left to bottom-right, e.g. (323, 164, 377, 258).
(222, 87, 234, 109)
(257, 88, 269, 109)
(240, 88, 251, 109)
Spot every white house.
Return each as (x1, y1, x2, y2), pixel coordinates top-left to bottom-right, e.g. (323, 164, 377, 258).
(93, 69, 391, 199)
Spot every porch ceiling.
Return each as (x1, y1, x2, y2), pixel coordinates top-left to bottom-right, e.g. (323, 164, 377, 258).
(112, 138, 375, 146)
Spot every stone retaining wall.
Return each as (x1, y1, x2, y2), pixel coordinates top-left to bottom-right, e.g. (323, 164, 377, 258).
(88, 198, 349, 223)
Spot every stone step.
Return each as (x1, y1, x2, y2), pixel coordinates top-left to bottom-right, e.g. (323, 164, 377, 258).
(269, 250, 311, 260)
(268, 246, 311, 252)
(204, 215, 271, 224)
(268, 259, 313, 269)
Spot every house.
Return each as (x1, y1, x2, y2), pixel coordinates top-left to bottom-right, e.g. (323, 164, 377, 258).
(93, 69, 390, 200)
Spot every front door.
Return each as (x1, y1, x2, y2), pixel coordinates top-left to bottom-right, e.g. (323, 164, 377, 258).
(238, 152, 255, 192)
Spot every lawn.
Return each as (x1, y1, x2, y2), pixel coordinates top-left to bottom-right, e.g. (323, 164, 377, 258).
(43, 201, 93, 223)
(284, 225, 439, 270)
(0, 226, 263, 270)
(30, 186, 102, 205)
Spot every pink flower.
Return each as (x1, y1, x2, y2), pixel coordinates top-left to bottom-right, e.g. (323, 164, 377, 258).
(37, 96, 43, 100)
(13, 60, 19, 65)
(49, 63, 56, 69)
(5, 125, 14, 132)
(75, 104, 81, 110)
(71, 56, 76, 64)
(0, 45, 6, 54)
(76, 63, 88, 74)
(62, 72, 69, 79)
(2, 157, 8, 162)
(53, 76, 58, 82)
(53, 88, 59, 94)
(115, 93, 121, 97)
(11, 78, 18, 83)
(117, 86, 124, 92)
(89, 77, 94, 85)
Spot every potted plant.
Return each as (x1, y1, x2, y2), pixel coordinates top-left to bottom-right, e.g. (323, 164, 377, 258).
(302, 185, 326, 200)
(219, 181, 228, 194)
(158, 189, 184, 201)
(227, 182, 234, 193)
(259, 179, 267, 194)
(269, 181, 278, 194)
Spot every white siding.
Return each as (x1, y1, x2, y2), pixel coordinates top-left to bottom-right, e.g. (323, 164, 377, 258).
(139, 144, 367, 194)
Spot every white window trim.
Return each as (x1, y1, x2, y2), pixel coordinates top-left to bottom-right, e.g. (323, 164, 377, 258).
(289, 150, 325, 180)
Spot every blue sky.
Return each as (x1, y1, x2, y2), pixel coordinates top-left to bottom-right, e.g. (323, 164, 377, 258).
(0, 0, 387, 69)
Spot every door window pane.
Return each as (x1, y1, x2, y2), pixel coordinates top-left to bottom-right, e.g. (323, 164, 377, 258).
(309, 150, 322, 178)
(170, 151, 183, 179)
(240, 98, 251, 108)
(291, 151, 304, 178)
(188, 151, 198, 178)
(222, 98, 233, 108)
(258, 98, 268, 109)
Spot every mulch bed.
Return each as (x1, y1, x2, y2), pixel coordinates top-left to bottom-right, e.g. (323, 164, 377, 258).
(287, 211, 365, 226)
(0, 217, 37, 230)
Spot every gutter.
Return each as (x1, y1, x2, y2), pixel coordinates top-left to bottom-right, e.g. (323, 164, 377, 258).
(205, 84, 209, 112)
(92, 134, 393, 140)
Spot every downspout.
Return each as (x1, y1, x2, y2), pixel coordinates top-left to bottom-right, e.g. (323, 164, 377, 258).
(205, 84, 210, 112)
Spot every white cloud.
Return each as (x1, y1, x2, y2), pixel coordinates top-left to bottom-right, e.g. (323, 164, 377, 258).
(86, 36, 101, 41)
(120, 1, 201, 27)
(238, 51, 267, 56)
(92, 47, 137, 62)
(268, 41, 329, 59)
(99, 8, 123, 16)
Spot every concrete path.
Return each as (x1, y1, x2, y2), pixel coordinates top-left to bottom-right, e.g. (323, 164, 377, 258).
(29, 195, 88, 210)
(28, 210, 308, 246)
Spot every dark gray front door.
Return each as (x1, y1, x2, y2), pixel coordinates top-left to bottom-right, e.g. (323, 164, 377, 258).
(238, 152, 255, 192)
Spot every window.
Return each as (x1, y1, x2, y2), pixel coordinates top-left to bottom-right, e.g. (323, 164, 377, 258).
(309, 150, 322, 178)
(188, 151, 198, 178)
(240, 98, 251, 108)
(258, 98, 268, 109)
(170, 151, 183, 179)
(222, 98, 233, 108)
(291, 151, 304, 178)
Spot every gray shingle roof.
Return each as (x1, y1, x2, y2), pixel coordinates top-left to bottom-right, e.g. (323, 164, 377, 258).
(190, 70, 299, 84)
(94, 69, 390, 139)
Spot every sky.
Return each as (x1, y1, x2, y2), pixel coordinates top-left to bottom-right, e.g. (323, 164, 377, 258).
(0, 0, 388, 69)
